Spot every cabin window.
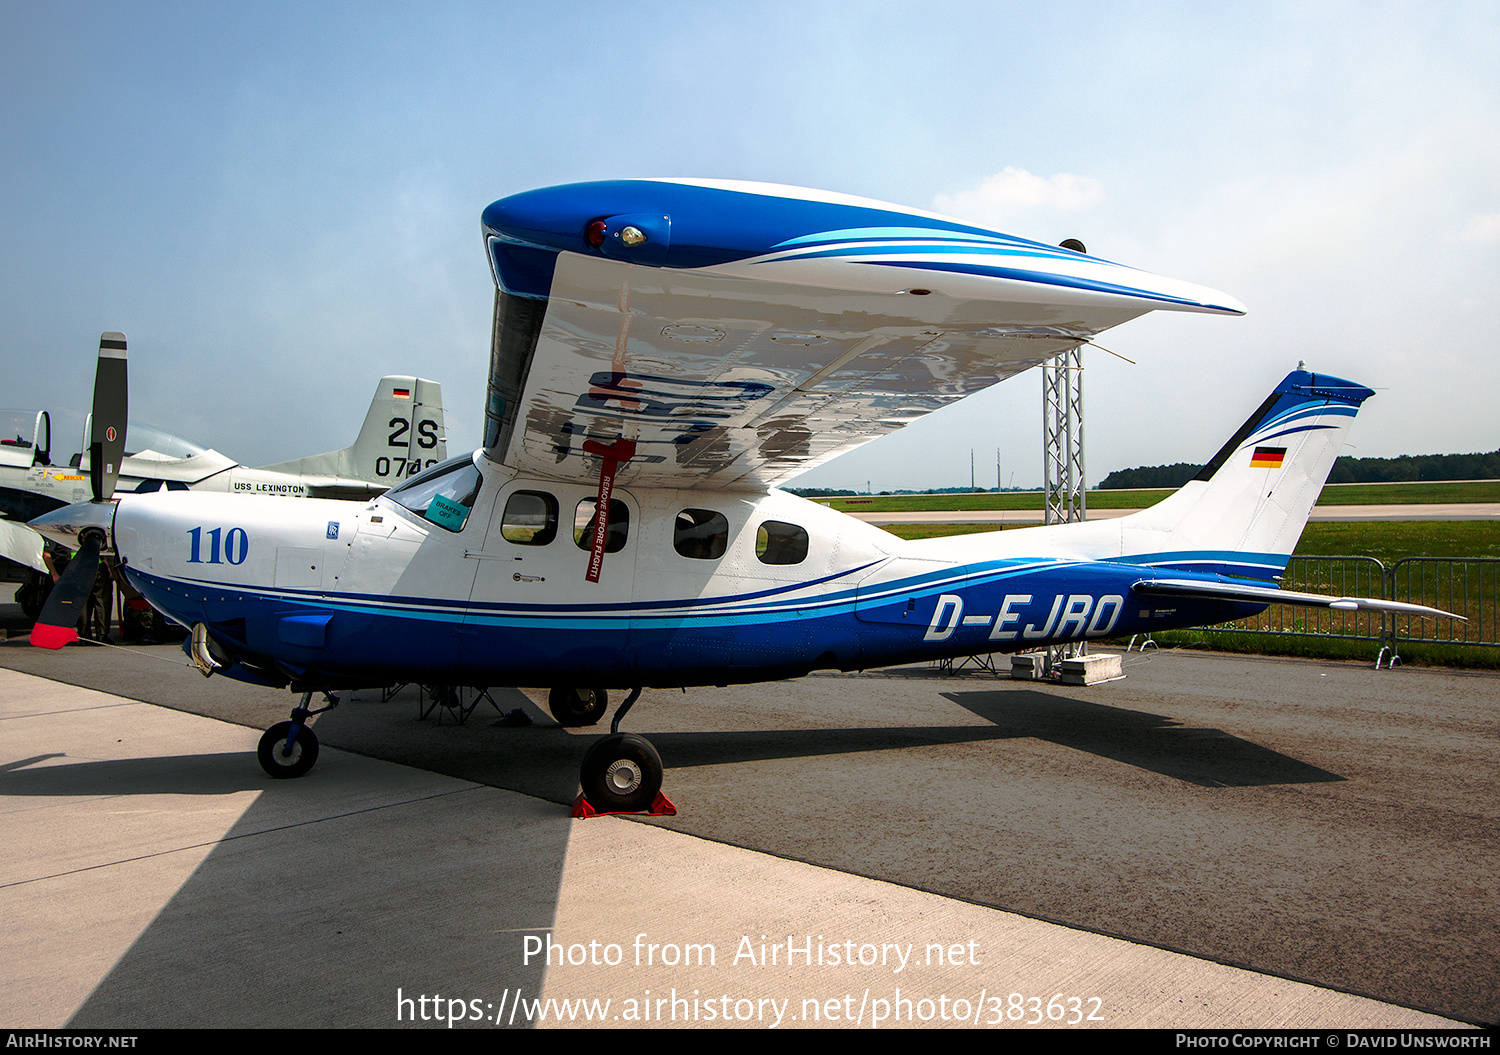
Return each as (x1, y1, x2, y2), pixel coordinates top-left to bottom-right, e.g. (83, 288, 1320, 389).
(673, 509, 728, 560)
(573, 498, 629, 553)
(756, 520, 808, 565)
(387, 455, 483, 533)
(501, 491, 558, 545)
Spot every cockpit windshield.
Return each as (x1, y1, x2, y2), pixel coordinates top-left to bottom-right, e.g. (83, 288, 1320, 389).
(0, 409, 53, 465)
(2, 411, 212, 467)
(124, 424, 208, 460)
(0, 410, 42, 451)
(386, 454, 483, 532)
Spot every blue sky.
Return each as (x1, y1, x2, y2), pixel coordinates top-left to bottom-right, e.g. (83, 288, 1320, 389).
(2, 2, 1496, 489)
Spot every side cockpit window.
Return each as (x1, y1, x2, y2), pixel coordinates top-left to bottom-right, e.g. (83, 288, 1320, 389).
(501, 491, 558, 545)
(674, 509, 728, 560)
(388, 455, 482, 533)
(756, 520, 808, 565)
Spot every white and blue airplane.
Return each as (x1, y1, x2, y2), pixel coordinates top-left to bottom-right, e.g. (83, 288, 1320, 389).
(28, 179, 1456, 813)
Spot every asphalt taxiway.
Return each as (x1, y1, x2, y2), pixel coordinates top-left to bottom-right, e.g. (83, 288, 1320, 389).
(0, 625, 1493, 1029)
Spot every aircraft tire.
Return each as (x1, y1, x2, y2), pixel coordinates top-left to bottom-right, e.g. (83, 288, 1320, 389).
(257, 721, 319, 779)
(580, 733, 662, 813)
(549, 686, 607, 727)
(17, 571, 48, 622)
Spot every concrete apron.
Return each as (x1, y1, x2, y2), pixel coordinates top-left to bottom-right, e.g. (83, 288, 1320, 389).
(0, 669, 1461, 1029)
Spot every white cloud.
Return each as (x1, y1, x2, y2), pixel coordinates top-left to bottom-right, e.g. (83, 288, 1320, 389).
(1461, 212, 1500, 243)
(931, 167, 1105, 228)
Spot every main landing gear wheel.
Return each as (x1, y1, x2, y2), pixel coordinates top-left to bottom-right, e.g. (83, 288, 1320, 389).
(258, 721, 319, 779)
(549, 686, 607, 727)
(579, 733, 662, 814)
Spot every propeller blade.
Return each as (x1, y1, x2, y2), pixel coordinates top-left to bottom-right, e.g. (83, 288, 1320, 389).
(31, 533, 103, 649)
(89, 332, 128, 503)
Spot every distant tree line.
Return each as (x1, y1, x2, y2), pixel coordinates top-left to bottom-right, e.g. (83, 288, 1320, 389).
(1325, 450, 1500, 483)
(1095, 462, 1203, 489)
(1097, 450, 1500, 490)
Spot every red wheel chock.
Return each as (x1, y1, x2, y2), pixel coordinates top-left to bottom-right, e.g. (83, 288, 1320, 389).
(570, 791, 677, 819)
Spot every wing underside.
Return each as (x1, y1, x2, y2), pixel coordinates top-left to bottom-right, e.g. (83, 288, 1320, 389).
(479, 179, 1245, 492)
(488, 252, 1119, 490)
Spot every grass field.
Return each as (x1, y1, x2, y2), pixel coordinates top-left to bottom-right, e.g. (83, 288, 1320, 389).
(879, 520, 1500, 562)
(1285, 521, 1500, 562)
(817, 478, 1500, 513)
(1315, 479, 1500, 505)
(1129, 629, 1500, 670)
(876, 519, 1500, 668)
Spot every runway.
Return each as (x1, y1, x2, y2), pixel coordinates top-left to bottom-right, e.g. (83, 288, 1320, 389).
(0, 633, 1493, 1029)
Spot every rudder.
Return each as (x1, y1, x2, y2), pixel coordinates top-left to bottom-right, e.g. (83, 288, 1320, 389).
(1119, 367, 1374, 579)
(259, 376, 446, 485)
(344, 376, 447, 484)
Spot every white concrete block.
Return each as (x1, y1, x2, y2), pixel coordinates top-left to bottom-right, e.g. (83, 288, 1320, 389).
(1059, 652, 1125, 685)
(1009, 654, 1044, 680)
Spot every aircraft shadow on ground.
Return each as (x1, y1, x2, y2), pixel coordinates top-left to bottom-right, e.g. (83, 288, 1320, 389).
(313, 688, 588, 804)
(302, 684, 1343, 798)
(943, 690, 1345, 787)
(0, 681, 571, 1027)
(640, 690, 1343, 788)
(63, 780, 572, 1028)
(0, 752, 272, 796)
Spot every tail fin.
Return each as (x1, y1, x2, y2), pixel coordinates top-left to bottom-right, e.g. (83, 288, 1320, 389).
(340, 376, 447, 483)
(260, 376, 446, 485)
(1118, 367, 1374, 580)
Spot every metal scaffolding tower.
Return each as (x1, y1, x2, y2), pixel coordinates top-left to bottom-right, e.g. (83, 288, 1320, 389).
(1042, 344, 1087, 669)
(1042, 344, 1086, 526)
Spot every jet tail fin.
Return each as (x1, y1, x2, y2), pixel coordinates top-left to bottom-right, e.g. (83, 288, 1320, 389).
(1116, 367, 1375, 580)
(260, 377, 446, 487)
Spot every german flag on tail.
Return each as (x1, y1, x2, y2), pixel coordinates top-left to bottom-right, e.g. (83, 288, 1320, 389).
(1250, 446, 1286, 469)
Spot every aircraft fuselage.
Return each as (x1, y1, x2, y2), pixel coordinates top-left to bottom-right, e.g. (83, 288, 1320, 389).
(112, 451, 1254, 691)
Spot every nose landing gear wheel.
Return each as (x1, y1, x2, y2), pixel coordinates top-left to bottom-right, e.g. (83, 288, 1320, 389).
(257, 721, 319, 778)
(549, 686, 607, 726)
(579, 733, 662, 813)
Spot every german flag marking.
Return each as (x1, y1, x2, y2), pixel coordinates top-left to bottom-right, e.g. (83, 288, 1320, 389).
(1249, 446, 1286, 469)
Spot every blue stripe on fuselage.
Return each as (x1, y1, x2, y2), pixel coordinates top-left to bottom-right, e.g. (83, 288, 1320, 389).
(125, 555, 1271, 687)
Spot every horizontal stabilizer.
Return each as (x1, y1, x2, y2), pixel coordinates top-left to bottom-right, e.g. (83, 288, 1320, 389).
(302, 478, 386, 501)
(1134, 578, 1464, 621)
(259, 376, 445, 488)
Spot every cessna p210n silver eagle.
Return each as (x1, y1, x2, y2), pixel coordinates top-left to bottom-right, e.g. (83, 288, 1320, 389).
(29, 179, 1459, 814)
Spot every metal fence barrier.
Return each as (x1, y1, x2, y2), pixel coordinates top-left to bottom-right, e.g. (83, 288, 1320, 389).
(1191, 555, 1500, 665)
(1387, 557, 1500, 651)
